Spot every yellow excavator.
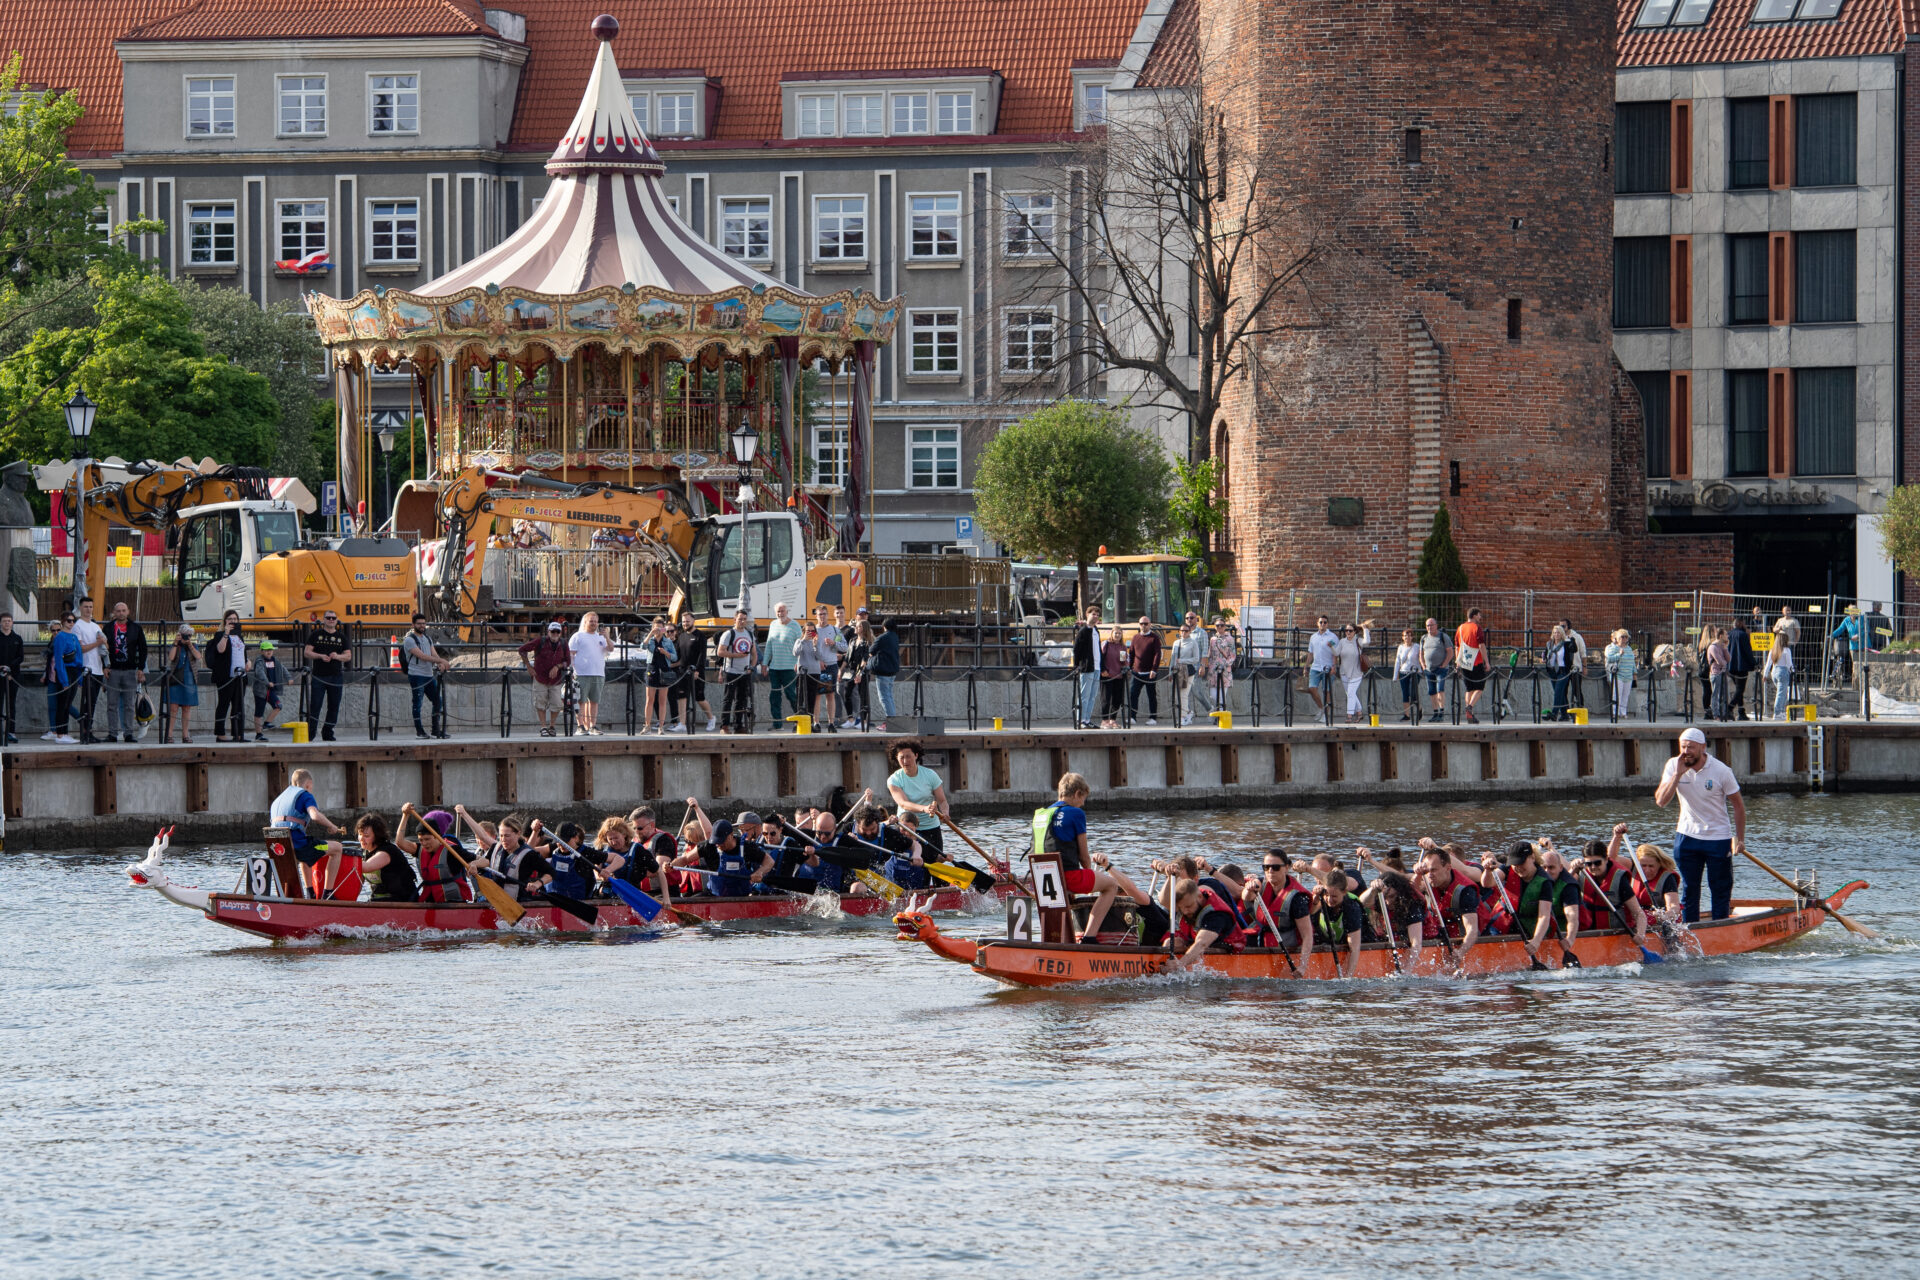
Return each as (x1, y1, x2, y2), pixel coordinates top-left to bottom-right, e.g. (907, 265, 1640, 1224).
(429, 466, 866, 625)
(65, 462, 419, 626)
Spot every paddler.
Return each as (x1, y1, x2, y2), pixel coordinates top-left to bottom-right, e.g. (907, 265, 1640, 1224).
(1167, 876, 1248, 970)
(622, 806, 679, 895)
(1413, 841, 1482, 963)
(692, 812, 774, 897)
(1654, 725, 1746, 921)
(1533, 842, 1585, 955)
(1034, 772, 1121, 943)
(354, 812, 420, 903)
(537, 817, 616, 899)
(1577, 825, 1652, 947)
(398, 804, 474, 903)
(1243, 847, 1315, 963)
(581, 817, 634, 892)
(268, 768, 346, 898)
(1633, 843, 1684, 916)
(454, 807, 557, 902)
(1311, 867, 1365, 978)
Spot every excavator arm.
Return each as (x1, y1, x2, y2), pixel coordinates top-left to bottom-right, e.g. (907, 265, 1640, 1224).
(434, 467, 700, 620)
(70, 464, 269, 608)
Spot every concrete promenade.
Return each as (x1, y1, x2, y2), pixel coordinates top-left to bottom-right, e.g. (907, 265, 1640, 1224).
(4, 713, 1908, 850)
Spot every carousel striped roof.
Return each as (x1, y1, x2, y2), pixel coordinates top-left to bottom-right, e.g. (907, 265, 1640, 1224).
(418, 16, 780, 298)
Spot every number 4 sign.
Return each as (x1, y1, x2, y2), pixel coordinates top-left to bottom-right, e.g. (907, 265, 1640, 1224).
(1028, 852, 1074, 943)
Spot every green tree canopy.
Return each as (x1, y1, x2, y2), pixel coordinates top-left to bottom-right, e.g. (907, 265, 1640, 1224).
(1416, 502, 1469, 626)
(177, 284, 327, 489)
(0, 53, 106, 288)
(1876, 485, 1920, 585)
(973, 399, 1173, 608)
(0, 266, 277, 468)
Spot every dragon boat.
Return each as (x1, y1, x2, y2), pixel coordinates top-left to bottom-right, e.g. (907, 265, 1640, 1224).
(127, 829, 1007, 943)
(894, 880, 1869, 988)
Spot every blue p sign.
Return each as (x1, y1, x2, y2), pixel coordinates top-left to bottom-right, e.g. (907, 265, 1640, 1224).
(955, 515, 974, 541)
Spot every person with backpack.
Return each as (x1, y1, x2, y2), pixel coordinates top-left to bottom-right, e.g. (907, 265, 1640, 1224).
(717, 608, 760, 733)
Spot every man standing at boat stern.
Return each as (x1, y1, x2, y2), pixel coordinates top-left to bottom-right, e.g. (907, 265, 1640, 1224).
(1654, 726, 1746, 922)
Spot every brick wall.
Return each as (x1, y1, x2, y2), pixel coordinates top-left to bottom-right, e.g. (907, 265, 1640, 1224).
(1201, 0, 1732, 606)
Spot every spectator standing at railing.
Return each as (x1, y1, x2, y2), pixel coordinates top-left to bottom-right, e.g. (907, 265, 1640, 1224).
(1707, 627, 1733, 720)
(0, 613, 21, 744)
(717, 608, 759, 733)
(248, 639, 287, 741)
(403, 613, 454, 740)
(1829, 606, 1865, 684)
(71, 596, 105, 743)
(1727, 615, 1755, 721)
(675, 611, 716, 732)
(1544, 625, 1575, 721)
(1128, 615, 1164, 726)
(304, 611, 349, 742)
(868, 616, 900, 731)
(567, 611, 611, 736)
(1763, 633, 1794, 719)
(1454, 608, 1491, 724)
(843, 618, 874, 728)
(1172, 619, 1208, 726)
(161, 624, 200, 743)
(1558, 618, 1589, 712)
(1393, 628, 1422, 723)
(1099, 624, 1127, 729)
(813, 604, 847, 730)
(101, 601, 147, 744)
(793, 619, 825, 719)
(1772, 606, 1801, 657)
(518, 621, 571, 737)
(1205, 617, 1237, 708)
(1071, 608, 1103, 729)
(208, 611, 250, 743)
(42, 613, 82, 744)
(1333, 622, 1371, 723)
(1603, 629, 1636, 719)
(1305, 614, 1338, 715)
(764, 602, 802, 726)
(1866, 601, 1892, 653)
(1694, 627, 1715, 718)
(637, 617, 678, 734)
(1419, 617, 1452, 724)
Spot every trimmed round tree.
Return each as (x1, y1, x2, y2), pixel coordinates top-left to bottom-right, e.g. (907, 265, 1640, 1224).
(973, 399, 1172, 613)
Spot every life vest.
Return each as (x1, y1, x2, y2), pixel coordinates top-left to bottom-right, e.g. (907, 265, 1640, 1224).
(488, 843, 535, 901)
(1634, 869, 1680, 913)
(707, 838, 759, 896)
(1253, 877, 1311, 947)
(1175, 882, 1248, 952)
(1580, 864, 1635, 931)
(1030, 802, 1082, 868)
(1477, 868, 1521, 935)
(416, 840, 473, 904)
(619, 831, 675, 887)
(268, 785, 315, 851)
(1312, 894, 1358, 948)
(547, 845, 593, 899)
(1423, 873, 1477, 940)
(1512, 871, 1556, 935)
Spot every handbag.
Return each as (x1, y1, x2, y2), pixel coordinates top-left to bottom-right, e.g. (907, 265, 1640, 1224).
(1357, 652, 1371, 674)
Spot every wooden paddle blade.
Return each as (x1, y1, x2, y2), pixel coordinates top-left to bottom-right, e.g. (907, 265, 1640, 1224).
(542, 892, 600, 927)
(1828, 907, 1877, 939)
(854, 868, 905, 900)
(472, 871, 525, 924)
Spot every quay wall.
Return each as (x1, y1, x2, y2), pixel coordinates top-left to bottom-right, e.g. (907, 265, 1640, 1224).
(4, 722, 1913, 851)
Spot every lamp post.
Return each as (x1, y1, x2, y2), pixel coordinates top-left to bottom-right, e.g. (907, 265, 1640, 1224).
(376, 424, 398, 533)
(63, 390, 97, 612)
(730, 422, 758, 617)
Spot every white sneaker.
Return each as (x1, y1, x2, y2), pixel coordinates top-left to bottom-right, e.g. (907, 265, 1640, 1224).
(841, 718, 859, 729)
(706, 716, 718, 731)
(672, 723, 689, 733)
(55, 734, 79, 744)
(40, 731, 57, 741)
(1147, 718, 1158, 726)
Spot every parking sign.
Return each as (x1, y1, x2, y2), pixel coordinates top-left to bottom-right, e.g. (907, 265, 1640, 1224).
(320, 481, 338, 517)
(955, 515, 974, 541)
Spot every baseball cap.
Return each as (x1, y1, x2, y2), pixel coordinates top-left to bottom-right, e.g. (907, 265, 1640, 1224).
(737, 810, 762, 826)
(711, 819, 735, 844)
(1678, 727, 1707, 745)
(259, 639, 276, 651)
(547, 621, 563, 631)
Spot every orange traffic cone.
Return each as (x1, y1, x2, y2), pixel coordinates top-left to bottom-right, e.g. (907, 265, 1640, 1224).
(389, 635, 402, 670)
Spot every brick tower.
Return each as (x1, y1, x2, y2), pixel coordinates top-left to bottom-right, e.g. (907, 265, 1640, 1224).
(1202, 0, 1685, 608)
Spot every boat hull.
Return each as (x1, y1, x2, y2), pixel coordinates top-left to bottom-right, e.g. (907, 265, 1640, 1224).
(192, 883, 1004, 942)
(918, 884, 1868, 988)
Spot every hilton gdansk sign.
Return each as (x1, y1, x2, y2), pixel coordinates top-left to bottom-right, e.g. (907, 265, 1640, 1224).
(1646, 481, 1851, 514)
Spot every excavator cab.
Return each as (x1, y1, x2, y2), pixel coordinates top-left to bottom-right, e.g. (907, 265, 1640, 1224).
(175, 502, 302, 622)
(178, 500, 416, 625)
(686, 512, 864, 623)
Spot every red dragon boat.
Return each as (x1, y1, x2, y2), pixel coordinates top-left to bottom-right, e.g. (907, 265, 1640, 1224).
(127, 829, 1006, 943)
(894, 881, 1869, 987)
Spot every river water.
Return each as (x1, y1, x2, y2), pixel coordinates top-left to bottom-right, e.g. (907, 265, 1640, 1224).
(4, 791, 1917, 1279)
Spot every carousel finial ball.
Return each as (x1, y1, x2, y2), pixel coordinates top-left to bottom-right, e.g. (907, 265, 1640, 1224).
(591, 13, 619, 40)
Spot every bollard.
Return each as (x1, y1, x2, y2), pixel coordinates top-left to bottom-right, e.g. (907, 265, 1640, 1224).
(786, 714, 813, 734)
(1569, 707, 1589, 725)
(290, 722, 309, 744)
(992, 716, 1004, 731)
(1210, 710, 1233, 729)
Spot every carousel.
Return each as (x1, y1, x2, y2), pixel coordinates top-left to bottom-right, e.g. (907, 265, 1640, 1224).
(306, 14, 898, 620)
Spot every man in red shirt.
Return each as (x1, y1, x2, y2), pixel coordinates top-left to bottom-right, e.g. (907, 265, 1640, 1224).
(518, 621, 571, 737)
(1127, 616, 1164, 725)
(1454, 607, 1491, 724)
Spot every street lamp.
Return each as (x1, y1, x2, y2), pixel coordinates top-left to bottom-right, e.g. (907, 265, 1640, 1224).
(63, 390, 97, 612)
(729, 423, 759, 617)
(376, 423, 398, 533)
(729, 421, 759, 467)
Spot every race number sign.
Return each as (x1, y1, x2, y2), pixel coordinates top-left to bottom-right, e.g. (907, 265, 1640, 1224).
(1028, 853, 1074, 943)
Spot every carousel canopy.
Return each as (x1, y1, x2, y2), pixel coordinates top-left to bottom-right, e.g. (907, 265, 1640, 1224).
(307, 13, 898, 364)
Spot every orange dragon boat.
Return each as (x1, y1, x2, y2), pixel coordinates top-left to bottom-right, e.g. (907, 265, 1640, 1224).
(895, 881, 1869, 988)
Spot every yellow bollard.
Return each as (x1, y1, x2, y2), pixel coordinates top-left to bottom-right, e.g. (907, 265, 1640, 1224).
(1209, 710, 1233, 730)
(992, 717, 1004, 731)
(785, 714, 812, 735)
(290, 722, 309, 744)
(1369, 714, 1380, 727)
(1800, 704, 1818, 722)
(1569, 708, 1589, 725)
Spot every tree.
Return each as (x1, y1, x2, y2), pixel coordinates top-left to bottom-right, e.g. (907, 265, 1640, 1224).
(973, 399, 1172, 608)
(0, 53, 106, 288)
(0, 267, 277, 468)
(1876, 485, 1920, 583)
(176, 284, 328, 489)
(1416, 504, 1469, 625)
(1167, 456, 1227, 591)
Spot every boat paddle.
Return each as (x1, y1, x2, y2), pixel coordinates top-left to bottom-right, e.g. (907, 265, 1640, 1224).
(533, 824, 686, 927)
(1250, 890, 1302, 978)
(880, 819, 997, 891)
(774, 819, 906, 897)
(1354, 851, 1402, 974)
(443, 846, 526, 925)
(1574, 862, 1663, 965)
(1736, 846, 1876, 938)
(935, 811, 1025, 893)
(1481, 866, 1547, 972)
(1416, 875, 1463, 974)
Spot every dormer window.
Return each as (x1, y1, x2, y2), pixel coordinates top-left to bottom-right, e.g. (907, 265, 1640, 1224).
(623, 79, 709, 140)
(627, 95, 649, 133)
(1082, 83, 1108, 128)
(893, 92, 929, 134)
(798, 94, 837, 137)
(935, 92, 973, 133)
(844, 94, 883, 136)
(656, 93, 695, 136)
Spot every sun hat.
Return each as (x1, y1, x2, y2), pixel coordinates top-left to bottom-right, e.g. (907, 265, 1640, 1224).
(1679, 727, 1707, 745)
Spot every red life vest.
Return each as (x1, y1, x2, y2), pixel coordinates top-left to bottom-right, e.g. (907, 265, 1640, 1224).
(1253, 878, 1311, 948)
(1423, 872, 1476, 940)
(416, 842, 473, 904)
(1477, 868, 1521, 935)
(1175, 883, 1248, 952)
(1634, 868, 1679, 913)
(1580, 864, 1635, 931)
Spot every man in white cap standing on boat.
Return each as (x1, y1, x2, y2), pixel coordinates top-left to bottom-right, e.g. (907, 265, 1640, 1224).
(1654, 726, 1746, 923)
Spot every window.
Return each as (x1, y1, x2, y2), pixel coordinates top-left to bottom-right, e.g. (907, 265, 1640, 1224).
(1795, 368, 1855, 475)
(1795, 230, 1855, 323)
(1636, 0, 1715, 23)
(1004, 309, 1056, 373)
(935, 92, 973, 133)
(1614, 102, 1670, 194)
(186, 77, 235, 137)
(367, 199, 419, 262)
(892, 92, 929, 134)
(1631, 371, 1672, 479)
(278, 76, 326, 136)
(813, 195, 866, 260)
(908, 426, 960, 489)
(909, 309, 961, 375)
(656, 93, 695, 136)
(1082, 83, 1108, 128)
(180, 511, 241, 601)
(370, 74, 419, 134)
(277, 200, 327, 261)
(1003, 193, 1055, 258)
(628, 94, 650, 134)
(186, 201, 236, 264)
(1506, 298, 1522, 341)
(1612, 236, 1670, 329)
(908, 193, 961, 258)
(1728, 370, 1769, 476)
(89, 207, 112, 242)
(1754, 0, 1843, 18)
(798, 95, 836, 137)
(721, 197, 772, 262)
(1795, 93, 1856, 186)
(844, 94, 883, 136)
(1729, 97, 1769, 189)
(1728, 234, 1769, 325)
(813, 426, 849, 489)
(1404, 127, 1422, 163)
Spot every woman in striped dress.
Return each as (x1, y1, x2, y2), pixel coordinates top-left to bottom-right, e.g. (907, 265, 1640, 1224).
(1603, 628, 1637, 720)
